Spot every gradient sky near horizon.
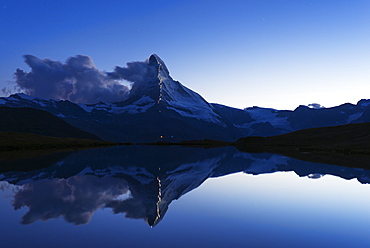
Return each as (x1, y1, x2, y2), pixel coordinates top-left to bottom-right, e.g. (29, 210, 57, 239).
(1, 0, 370, 110)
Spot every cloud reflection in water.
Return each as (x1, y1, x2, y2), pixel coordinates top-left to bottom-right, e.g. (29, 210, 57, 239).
(13, 176, 130, 225)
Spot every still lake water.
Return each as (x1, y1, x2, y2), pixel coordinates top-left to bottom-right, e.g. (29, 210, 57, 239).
(1, 145, 370, 248)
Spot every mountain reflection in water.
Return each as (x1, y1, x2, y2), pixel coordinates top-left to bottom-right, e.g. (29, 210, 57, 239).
(1, 145, 370, 227)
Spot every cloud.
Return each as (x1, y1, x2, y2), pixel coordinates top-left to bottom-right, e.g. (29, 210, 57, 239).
(14, 55, 130, 104)
(11, 173, 167, 226)
(307, 173, 325, 179)
(12, 175, 130, 225)
(108, 61, 156, 83)
(107, 56, 159, 97)
(307, 103, 324, 109)
(1, 87, 12, 95)
(12, 54, 164, 104)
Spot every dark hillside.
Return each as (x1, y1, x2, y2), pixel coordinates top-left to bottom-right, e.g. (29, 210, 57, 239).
(0, 132, 114, 151)
(236, 122, 370, 154)
(0, 107, 101, 140)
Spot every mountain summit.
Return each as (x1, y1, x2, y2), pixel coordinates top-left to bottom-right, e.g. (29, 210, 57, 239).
(120, 54, 223, 125)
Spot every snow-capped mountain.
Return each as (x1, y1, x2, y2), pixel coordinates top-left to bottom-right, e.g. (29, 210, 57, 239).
(115, 54, 224, 125)
(242, 100, 370, 135)
(1, 54, 370, 142)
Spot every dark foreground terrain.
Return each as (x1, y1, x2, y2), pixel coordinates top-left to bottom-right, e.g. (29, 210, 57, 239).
(0, 132, 115, 151)
(234, 122, 370, 169)
(236, 122, 370, 154)
(2, 122, 370, 170)
(149, 122, 370, 169)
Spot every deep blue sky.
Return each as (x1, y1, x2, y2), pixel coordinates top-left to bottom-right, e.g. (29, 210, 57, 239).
(1, 0, 370, 109)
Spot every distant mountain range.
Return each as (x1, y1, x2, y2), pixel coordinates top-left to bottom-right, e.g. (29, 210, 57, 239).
(237, 122, 370, 152)
(1, 54, 370, 142)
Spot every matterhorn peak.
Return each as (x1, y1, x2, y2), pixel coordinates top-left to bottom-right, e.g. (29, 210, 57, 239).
(114, 54, 224, 125)
(149, 54, 170, 75)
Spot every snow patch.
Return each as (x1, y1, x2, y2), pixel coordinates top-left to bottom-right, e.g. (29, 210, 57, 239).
(78, 102, 113, 113)
(78, 104, 95, 113)
(243, 154, 289, 175)
(359, 100, 370, 107)
(78, 96, 156, 114)
(114, 191, 133, 201)
(307, 173, 325, 179)
(36, 100, 48, 107)
(132, 95, 154, 106)
(6, 96, 19, 101)
(16, 93, 37, 101)
(359, 176, 370, 183)
(307, 103, 324, 109)
(158, 71, 224, 125)
(166, 104, 224, 126)
(243, 107, 291, 129)
(112, 96, 156, 114)
(77, 167, 94, 175)
(74, 166, 155, 185)
(347, 112, 362, 123)
(163, 156, 225, 201)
